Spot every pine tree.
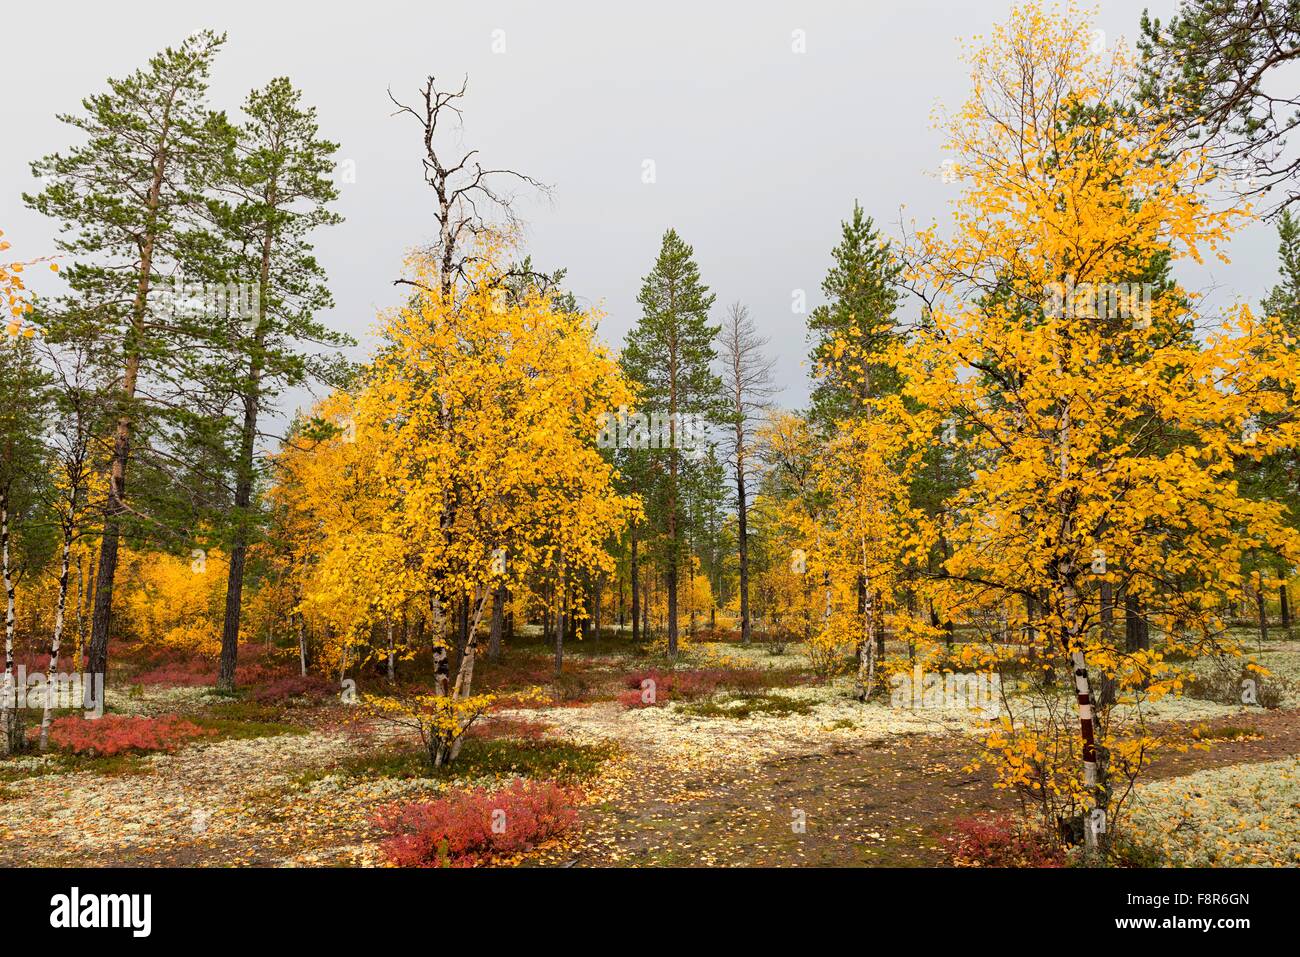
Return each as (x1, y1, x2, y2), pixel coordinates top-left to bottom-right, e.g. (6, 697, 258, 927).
(1255, 209, 1300, 636)
(806, 202, 903, 430)
(1139, 0, 1300, 216)
(1263, 210, 1300, 333)
(25, 31, 231, 683)
(209, 77, 350, 692)
(622, 229, 722, 656)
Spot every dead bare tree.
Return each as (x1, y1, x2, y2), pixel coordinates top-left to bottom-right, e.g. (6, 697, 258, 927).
(717, 301, 778, 644)
(387, 75, 550, 296)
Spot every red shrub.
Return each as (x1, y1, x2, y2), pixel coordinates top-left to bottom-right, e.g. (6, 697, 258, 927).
(377, 779, 579, 867)
(250, 674, 333, 705)
(17, 649, 95, 675)
(623, 669, 675, 693)
(132, 659, 214, 687)
(35, 714, 216, 757)
(617, 688, 661, 709)
(944, 815, 1064, 868)
(132, 644, 293, 688)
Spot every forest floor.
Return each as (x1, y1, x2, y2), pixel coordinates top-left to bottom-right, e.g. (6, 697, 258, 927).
(1, 636, 1297, 867)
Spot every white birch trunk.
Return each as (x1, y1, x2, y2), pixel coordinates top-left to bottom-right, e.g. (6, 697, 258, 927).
(1, 491, 20, 755)
(856, 536, 877, 701)
(40, 529, 73, 750)
(441, 589, 492, 765)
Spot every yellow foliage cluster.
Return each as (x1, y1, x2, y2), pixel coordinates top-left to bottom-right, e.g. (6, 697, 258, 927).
(118, 546, 230, 657)
(889, 2, 1300, 841)
(0, 227, 58, 339)
(266, 241, 641, 758)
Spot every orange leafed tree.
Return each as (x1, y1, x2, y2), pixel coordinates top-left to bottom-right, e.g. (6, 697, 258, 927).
(271, 243, 639, 766)
(900, 3, 1300, 859)
(359, 247, 638, 764)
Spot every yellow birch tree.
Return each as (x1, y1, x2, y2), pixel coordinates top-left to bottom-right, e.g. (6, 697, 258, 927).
(901, 3, 1300, 859)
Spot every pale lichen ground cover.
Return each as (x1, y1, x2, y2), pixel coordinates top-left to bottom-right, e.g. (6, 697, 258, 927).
(5, 636, 1296, 867)
(0, 731, 358, 864)
(1199, 644, 1300, 708)
(105, 685, 220, 716)
(1125, 757, 1300, 866)
(505, 639, 1294, 774)
(501, 675, 990, 775)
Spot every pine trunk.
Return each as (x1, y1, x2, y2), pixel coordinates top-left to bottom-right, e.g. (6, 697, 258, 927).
(89, 99, 173, 685)
(737, 462, 752, 644)
(554, 565, 566, 676)
(487, 585, 505, 660)
(217, 306, 265, 692)
(630, 530, 640, 644)
(1280, 572, 1293, 640)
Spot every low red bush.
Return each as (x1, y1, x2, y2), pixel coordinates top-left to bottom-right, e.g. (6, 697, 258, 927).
(249, 674, 333, 705)
(623, 669, 673, 692)
(132, 659, 214, 687)
(34, 714, 216, 757)
(17, 652, 87, 673)
(377, 779, 579, 867)
(944, 815, 1064, 868)
(617, 688, 660, 709)
(132, 644, 292, 687)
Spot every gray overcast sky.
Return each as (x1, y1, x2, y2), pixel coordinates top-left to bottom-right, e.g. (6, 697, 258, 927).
(1, 0, 1285, 423)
